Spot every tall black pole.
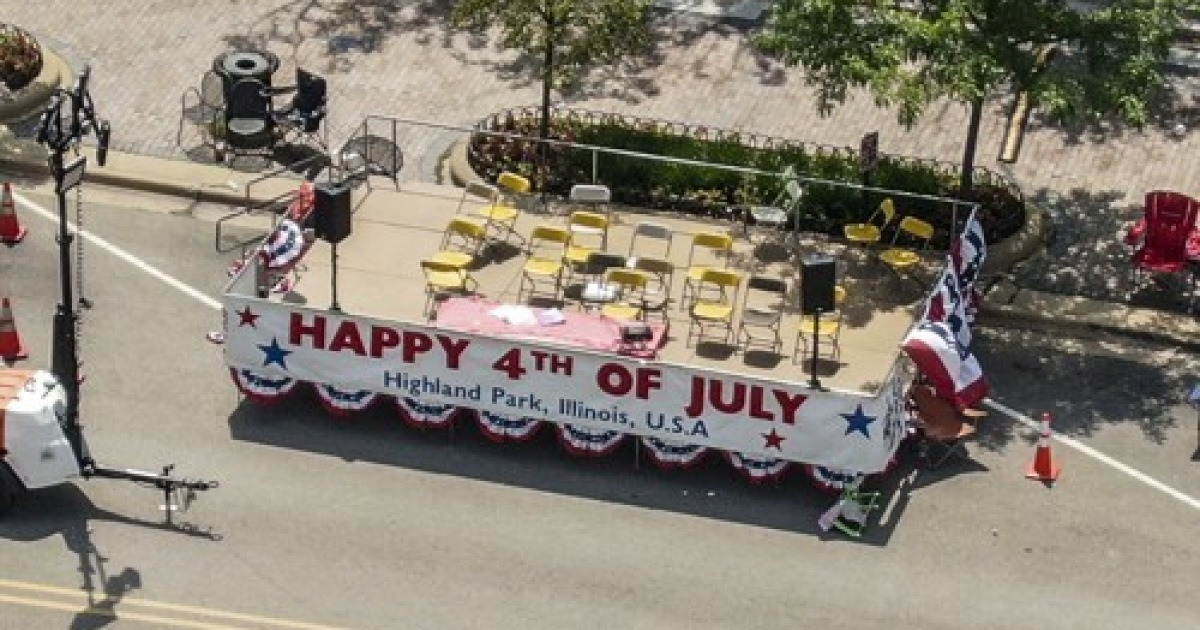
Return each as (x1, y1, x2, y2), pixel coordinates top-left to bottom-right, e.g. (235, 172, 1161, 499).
(330, 242, 341, 312)
(808, 308, 822, 390)
(35, 66, 109, 470)
(49, 151, 86, 467)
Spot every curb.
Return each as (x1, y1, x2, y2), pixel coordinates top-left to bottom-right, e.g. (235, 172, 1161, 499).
(981, 200, 1050, 277)
(0, 137, 288, 208)
(979, 298, 1200, 351)
(446, 137, 474, 187)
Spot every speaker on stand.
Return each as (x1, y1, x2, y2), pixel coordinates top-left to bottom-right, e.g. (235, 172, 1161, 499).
(800, 256, 837, 389)
(314, 181, 353, 311)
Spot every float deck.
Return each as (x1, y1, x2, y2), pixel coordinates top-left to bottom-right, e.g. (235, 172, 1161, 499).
(245, 182, 932, 397)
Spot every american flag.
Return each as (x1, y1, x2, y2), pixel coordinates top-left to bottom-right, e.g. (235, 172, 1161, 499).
(923, 264, 972, 349)
(951, 216, 987, 323)
(902, 321, 988, 409)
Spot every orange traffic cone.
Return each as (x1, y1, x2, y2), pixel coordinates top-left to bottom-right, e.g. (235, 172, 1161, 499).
(1026, 412, 1061, 483)
(0, 297, 28, 362)
(0, 183, 26, 245)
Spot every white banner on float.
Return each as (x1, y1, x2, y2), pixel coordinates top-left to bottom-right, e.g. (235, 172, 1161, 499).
(220, 297, 911, 472)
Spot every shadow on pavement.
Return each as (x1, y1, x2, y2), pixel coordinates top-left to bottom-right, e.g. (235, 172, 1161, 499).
(974, 326, 1195, 445)
(226, 388, 917, 544)
(0, 485, 220, 630)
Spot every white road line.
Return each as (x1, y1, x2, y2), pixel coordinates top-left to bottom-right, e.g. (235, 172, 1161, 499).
(13, 191, 223, 311)
(986, 398, 1200, 512)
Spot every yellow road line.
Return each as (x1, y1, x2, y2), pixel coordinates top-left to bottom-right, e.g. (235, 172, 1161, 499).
(0, 593, 251, 630)
(0, 579, 351, 630)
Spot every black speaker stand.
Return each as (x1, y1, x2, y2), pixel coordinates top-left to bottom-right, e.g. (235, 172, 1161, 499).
(330, 242, 342, 312)
(808, 307, 822, 390)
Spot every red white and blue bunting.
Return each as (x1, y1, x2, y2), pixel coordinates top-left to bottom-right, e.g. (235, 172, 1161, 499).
(229, 368, 300, 405)
(476, 410, 543, 443)
(803, 464, 863, 494)
(264, 219, 310, 272)
(640, 437, 709, 470)
(557, 425, 626, 457)
(726, 451, 791, 484)
(314, 383, 379, 418)
(395, 397, 459, 430)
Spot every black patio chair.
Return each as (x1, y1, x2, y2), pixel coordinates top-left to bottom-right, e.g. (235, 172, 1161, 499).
(217, 77, 276, 162)
(273, 68, 328, 150)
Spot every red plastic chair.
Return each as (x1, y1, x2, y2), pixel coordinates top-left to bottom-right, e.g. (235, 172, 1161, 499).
(1125, 190, 1199, 280)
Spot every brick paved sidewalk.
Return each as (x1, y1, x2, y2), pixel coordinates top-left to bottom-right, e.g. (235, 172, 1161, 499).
(3, 1, 1197, 311)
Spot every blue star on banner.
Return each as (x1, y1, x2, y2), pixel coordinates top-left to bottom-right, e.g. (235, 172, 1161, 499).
(841, 404, 876, 438)
(259, 337, 292, 369)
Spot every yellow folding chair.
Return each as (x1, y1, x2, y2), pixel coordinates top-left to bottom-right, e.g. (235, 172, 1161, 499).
(794, 285, 847, 362)
(563, 211, 612, 286)
(433, 216, 489, 270)
(687, 268, 743, 347)
(519, 224, 571, 303)
(680, 231, 734, 309)
(420, 259, 476, 318)
(844, 198, 897, 249)
(599, 267, 651, 321)
(488, 172, 530, 245)
(880, 216, 934, 285)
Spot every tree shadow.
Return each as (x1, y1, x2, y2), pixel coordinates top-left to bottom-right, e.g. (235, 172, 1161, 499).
(1010, 186, 1199, 313)
(1022, 65, 1200, 145)
(211, 0, 795, 112)
(220, 0, 458, 74)
(973, 326, 1194, 445)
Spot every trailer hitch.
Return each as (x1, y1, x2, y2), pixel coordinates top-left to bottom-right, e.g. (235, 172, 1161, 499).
(85, 463, 219, 526)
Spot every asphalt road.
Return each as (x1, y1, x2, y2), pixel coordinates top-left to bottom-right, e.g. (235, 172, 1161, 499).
(0, 184, 1197, 630)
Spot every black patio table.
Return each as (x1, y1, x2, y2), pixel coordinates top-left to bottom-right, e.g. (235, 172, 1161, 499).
(212, 50, 280, 96)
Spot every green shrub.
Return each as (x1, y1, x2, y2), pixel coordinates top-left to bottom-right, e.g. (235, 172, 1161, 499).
(468, 107, 1025, 247)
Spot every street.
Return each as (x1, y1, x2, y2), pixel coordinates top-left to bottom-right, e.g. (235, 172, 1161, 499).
(0, 184, 1197, 630)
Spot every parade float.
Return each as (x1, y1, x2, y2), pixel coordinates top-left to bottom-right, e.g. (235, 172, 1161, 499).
(215, 143, 990, 498)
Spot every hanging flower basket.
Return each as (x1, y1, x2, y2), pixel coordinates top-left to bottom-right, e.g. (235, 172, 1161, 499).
(0, 24, 42, 93)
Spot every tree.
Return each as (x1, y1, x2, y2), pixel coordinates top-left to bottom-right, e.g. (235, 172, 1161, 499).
(451, 0, 653, 168)
(755, 0, 1189, 192)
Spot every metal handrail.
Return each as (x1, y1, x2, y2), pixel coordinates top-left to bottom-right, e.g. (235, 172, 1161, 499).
(241, 152, 328, 207)
(214, 192, 294, 254)
(474, 104, 1024, 203)
(355, 113, 980, 211)
(214, 153, 328, 253)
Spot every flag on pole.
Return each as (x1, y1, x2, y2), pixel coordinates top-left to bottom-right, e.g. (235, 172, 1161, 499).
(923, 264, 972, 349)
(951, 216, 987, 323)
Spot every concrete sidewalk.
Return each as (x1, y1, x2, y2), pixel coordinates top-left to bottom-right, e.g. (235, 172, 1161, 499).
(2, 136, 1195, 350)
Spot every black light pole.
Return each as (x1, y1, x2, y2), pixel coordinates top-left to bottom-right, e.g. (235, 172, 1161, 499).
(34, 65, 111, 469)
(29, 74, 217, 516)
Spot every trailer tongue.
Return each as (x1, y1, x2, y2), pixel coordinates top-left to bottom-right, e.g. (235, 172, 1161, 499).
(0, 368, 218, 521)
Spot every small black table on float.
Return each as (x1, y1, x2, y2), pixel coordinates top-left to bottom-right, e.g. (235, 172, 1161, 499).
(212, 50, 280, 97)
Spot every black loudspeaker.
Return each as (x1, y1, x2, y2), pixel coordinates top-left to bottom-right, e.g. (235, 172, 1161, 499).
(313, 181, 352, 244)
(800, 256, 836, 315)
